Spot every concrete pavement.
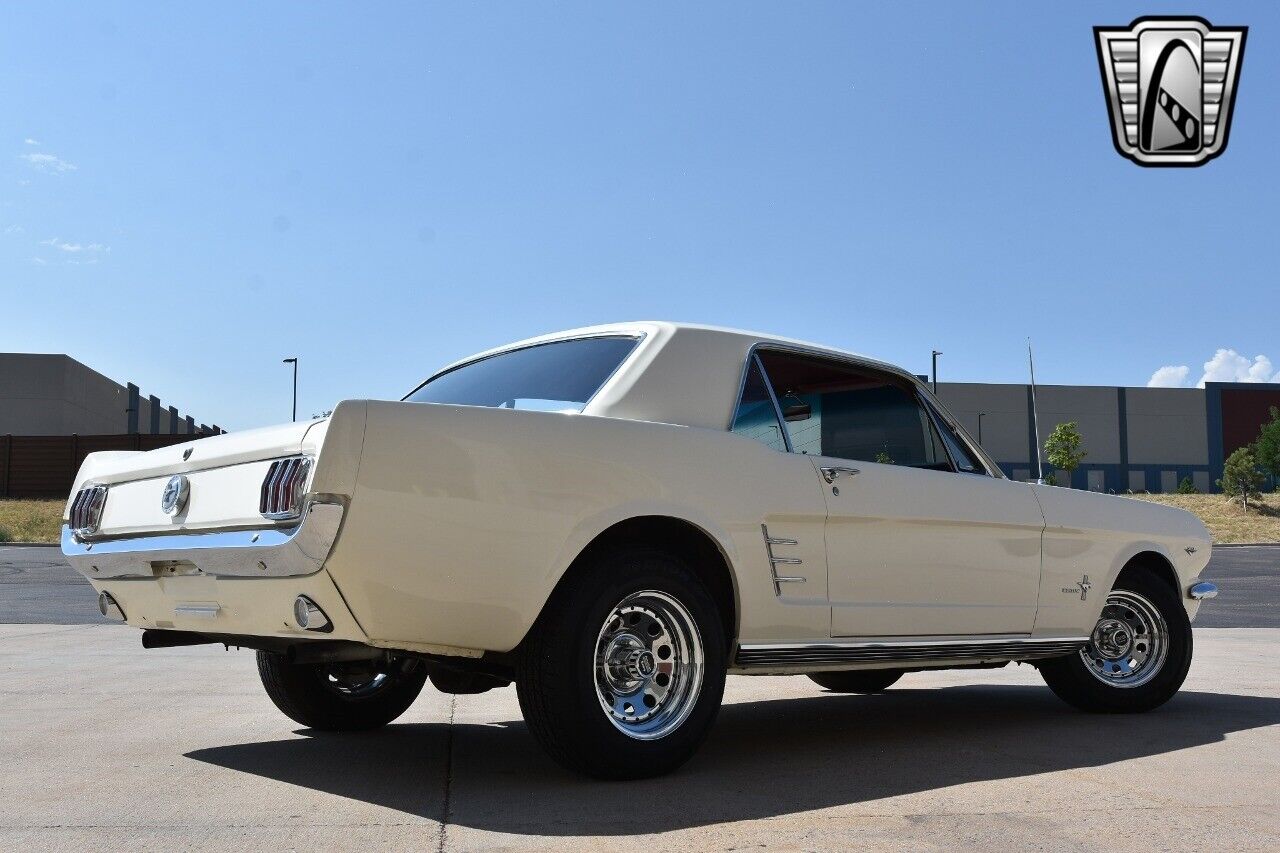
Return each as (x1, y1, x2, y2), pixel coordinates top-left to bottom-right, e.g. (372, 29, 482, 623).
(2, 624, 1278, 851)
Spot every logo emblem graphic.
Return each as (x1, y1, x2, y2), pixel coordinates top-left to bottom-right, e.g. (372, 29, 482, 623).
(1063, 575, 1092, 601)
(1095, 17, 1246, 166)
(160, 474, 190, 517)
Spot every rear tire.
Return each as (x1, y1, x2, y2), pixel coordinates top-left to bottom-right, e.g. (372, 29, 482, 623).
(1038, 566, 1191, 713)
(516, 545, 727, 779)
(256, 652, 427, 731)
(808, 668, 904, 693)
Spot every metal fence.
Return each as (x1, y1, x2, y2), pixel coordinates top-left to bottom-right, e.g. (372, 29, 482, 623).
(0, 433, 212, 499)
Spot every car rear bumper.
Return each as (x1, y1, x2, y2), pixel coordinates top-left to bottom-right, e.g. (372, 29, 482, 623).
(61, 500, 344, 580)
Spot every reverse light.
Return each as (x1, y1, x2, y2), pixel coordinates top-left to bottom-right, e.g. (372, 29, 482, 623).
(97, 591, 126, 622)
(69, 485, 108, 536)
(293, 595, 332, 632)
(259, 457, 313, 521)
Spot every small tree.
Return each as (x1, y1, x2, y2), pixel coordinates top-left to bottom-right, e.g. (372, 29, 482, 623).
(1218, 446, 1264, 510)
(1177, 475, 1198, 494)
(1254, 406, 1280, 487)
(1045, 422, 1087, 487)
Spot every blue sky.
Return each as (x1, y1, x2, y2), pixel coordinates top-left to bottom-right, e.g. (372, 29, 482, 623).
(3, 2, 1276, 430)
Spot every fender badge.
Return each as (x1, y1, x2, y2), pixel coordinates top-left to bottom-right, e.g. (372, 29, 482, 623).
(1061, 575, 1092, 601)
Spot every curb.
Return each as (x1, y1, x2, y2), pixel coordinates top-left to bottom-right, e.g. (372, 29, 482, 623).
(1214, 542, 1280, 548)
(0, 542, 59, 548)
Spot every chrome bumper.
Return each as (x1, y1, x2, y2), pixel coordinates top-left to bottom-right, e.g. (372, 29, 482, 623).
(61, 501, 344, 580)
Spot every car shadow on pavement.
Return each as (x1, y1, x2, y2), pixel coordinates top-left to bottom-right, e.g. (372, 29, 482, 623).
(186, 683, 1280, 835)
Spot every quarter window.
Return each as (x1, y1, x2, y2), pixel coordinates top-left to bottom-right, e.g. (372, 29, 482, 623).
(730, 357, 787, 452)
(756, 350, 952, 470)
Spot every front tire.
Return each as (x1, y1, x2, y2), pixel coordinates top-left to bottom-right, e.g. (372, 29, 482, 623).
(516, 546, 727, 779)
(256, 652, 427, 731)
(1039, 566, 1192, 713)
(808, 668, 904, 693)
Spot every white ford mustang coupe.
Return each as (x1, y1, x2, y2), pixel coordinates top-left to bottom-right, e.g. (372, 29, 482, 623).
(64, 322, 1218, 778)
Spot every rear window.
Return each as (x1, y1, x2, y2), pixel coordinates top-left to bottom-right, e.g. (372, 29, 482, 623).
(405, 336, 639, 413)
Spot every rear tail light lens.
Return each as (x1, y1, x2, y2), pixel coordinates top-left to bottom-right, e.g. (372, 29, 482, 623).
(69, 485, 108, 535)
(259, 457, 313, 520)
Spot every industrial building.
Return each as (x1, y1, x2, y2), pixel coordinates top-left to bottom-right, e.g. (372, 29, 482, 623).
(0, 353, 220, 436)
(935, 381, 1280, 493)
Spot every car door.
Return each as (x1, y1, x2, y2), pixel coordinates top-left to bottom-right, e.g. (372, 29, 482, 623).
(755, 349, 1045, 638)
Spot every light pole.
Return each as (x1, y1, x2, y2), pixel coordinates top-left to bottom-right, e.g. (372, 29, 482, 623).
(931, 350, 943, 393)
(978, 411, 986, 445)
(283, 358, 298, 421)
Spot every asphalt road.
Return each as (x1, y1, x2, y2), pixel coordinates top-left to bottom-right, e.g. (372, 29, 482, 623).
(1, 544, 1275, 626)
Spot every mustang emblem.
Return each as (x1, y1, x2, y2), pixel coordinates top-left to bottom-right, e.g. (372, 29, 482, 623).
(160, 474, 190, 517)
(1062, 575, 1093, 601)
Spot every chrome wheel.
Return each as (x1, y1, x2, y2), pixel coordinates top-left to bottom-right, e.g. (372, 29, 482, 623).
(593, 590, 705, 741)
(1080, 590, 1169, 688)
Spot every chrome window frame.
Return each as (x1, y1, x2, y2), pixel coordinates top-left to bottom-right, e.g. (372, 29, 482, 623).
(401, 332, 646, 413)
(727, 342, 1001, 478)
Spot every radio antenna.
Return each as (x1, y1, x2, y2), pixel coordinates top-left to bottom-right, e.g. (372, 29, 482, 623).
(1028, 338, 1044, 483)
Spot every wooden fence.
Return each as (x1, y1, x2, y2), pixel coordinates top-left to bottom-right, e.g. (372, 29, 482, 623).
(0, 433, 212, 499)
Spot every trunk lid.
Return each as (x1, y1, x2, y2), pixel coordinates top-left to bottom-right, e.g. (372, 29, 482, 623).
(67, 419, 329, 538)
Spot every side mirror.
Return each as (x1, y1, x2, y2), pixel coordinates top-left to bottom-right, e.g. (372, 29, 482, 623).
(781, 401, 812, 422)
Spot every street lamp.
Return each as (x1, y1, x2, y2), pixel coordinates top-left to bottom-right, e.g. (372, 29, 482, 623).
(931, 350, 943, 393)
(978, 411, 986, 445)
(282, 358, 298, 422)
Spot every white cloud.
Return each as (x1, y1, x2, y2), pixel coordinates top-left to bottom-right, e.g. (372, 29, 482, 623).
(1147, 365, 1191, 387)
(20, 152, 77, 173)
(3, 224, 24, 235)
(1199, 348, 1275, 386)
(24, 138, 40, 146)
(1149, 349, 1279, 388)
(30, 257, 46, 265)
(40, 237, 109, 253)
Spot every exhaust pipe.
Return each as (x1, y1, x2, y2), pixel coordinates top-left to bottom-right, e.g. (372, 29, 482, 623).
(142, 629, 214, 649)
(286, 641, 386, 665)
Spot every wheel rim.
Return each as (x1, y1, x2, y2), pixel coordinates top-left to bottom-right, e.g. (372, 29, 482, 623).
(593, 589, 704, 741)
(1079, 589, 1169, 688)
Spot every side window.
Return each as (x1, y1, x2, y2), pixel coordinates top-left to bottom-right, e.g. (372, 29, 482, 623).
(925, 400, 988, 474)
(756, 350, 952, 470)
(729, 357, 787, 452)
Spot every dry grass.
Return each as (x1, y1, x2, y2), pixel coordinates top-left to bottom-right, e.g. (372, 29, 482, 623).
(1124, 492, 1280, 545)
(0, 499, 64, 544)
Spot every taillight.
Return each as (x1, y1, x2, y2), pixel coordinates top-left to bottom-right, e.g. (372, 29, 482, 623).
(69, 485, 108, 535)
(259, 457, 313, 520)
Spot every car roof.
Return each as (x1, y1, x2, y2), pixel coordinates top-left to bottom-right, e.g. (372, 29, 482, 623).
(431, 321, 921, 431)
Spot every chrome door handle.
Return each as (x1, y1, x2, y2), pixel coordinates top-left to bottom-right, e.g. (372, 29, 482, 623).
(820, 466, 860, 484)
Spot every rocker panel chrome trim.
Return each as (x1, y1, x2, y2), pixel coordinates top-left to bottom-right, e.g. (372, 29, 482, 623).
(736, 636, 1088, 667)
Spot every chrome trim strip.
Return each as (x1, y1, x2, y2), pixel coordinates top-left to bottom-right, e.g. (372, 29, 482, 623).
(61, 500, 344, 580)
(173, 603, 220, 619)
(1189, 581, 1219, 600)
(761, 524, 806, 593)
(736, 636, 1089, 667)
